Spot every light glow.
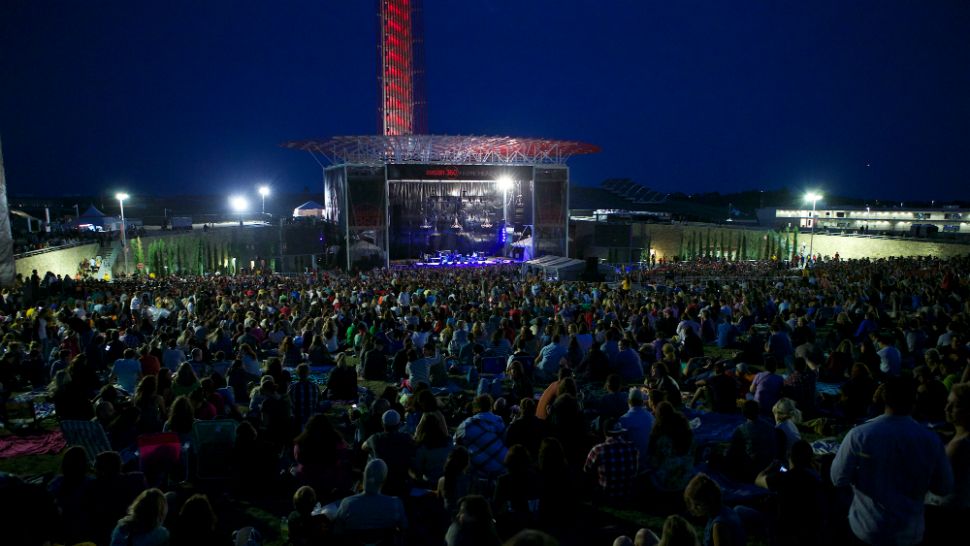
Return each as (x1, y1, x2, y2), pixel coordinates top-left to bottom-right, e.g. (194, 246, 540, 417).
(229, 195, 249, 212)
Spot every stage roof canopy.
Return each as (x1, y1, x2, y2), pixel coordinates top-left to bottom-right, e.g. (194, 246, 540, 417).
(282, 134, 600, 166)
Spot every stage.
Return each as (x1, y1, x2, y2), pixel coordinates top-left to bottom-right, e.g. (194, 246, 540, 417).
(283, 135, 597, 270)
(391, 251, 520, 269)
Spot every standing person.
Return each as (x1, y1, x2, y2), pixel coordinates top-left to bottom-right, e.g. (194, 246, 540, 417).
(925, 382, 970, 544)
(831, 376, 954, 546)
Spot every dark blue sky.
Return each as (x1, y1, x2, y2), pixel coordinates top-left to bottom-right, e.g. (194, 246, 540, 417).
(1, 0, 968, 201)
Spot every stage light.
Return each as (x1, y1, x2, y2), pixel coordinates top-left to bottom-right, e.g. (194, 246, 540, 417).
(496, 176, 514, 192)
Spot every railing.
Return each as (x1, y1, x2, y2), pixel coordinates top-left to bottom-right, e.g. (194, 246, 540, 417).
(13, 240, 93, 259)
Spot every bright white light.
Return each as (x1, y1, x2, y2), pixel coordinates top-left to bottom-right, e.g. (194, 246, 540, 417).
(804, 192, 823, 203)
(258, 185, 270, 197)
(229, 195, 249, 212)
(496, 176, 514, 192)
(115, 192, 129, 201)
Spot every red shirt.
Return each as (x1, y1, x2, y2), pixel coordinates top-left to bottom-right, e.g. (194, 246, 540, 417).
(140, 354, 161, 376)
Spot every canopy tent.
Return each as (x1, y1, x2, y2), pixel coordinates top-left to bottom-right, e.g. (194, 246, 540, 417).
(293, 200, 325, 218)
(75, 205, 119, 231)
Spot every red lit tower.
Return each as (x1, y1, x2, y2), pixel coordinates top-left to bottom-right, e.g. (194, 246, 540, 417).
(377, 0, 427, 135)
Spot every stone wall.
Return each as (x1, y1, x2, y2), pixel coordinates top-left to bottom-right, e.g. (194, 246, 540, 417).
(15, 243, 100, 278)
(570, 221, 970, 262)
(803, 233, 970, 260)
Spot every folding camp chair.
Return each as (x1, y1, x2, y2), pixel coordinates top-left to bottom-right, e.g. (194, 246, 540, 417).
(481, 356, 505, 375)
(137, 432, 182, 487)
(190, 419, 237, 480)
(60, 420, 111, 465)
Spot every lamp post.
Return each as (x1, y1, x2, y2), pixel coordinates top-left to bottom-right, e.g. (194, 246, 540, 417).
(115, 192, 129, 277)
(805, 192, 823, 264)
(258, 185, 270, 216)
(230, 195, 249, 227)
(497, 176, 513, 256)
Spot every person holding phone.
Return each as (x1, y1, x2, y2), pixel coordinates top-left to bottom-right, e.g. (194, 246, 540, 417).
(755, 440, 825, 546)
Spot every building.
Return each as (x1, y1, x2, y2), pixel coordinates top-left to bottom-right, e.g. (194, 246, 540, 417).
(761, 206, 970, 237)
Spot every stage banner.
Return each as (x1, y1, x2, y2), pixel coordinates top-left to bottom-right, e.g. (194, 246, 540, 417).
(533, 167, 568, 257)
(346, 166, 387, 229)
(534, 167, 567, 226)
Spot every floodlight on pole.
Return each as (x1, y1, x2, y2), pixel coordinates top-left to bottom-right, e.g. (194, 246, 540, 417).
(804, 191, 823, 264)
(230, 195, 249, 227)
(258, 185, 270, 215)
(115, 192, 130, 277)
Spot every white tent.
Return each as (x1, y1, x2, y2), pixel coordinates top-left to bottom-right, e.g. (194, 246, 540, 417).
(523, 255, 613, 281)
(293, 200, 325, 218)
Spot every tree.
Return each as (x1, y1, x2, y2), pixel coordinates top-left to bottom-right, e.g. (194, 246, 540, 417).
(132, 237, 145, 275)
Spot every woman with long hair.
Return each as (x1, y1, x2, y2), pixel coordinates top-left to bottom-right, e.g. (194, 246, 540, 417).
(647, 401, 695, 494)
(133, 375, 165, 433)
(437, 445, 474, 516)
(163, 395, 196, 444)
(412, 411, 453, 487)
(171, 362, 200, 398)
(822, 338, 855, 382)
(110, 488, 169, 546)
(239, 343, 261, 377)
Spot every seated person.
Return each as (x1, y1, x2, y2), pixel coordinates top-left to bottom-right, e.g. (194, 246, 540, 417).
(286, 486, 327, 546)
(333, 459, 408, 537)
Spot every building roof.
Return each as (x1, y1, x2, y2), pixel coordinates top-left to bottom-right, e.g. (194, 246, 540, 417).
(294, 200, 324, 210)
(282, 134, 599, 166)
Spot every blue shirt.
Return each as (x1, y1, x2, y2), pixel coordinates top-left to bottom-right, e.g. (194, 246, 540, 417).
(831, 414, 953, 546)
(618, 406, 654, 464)
(536, 343, 567, 382)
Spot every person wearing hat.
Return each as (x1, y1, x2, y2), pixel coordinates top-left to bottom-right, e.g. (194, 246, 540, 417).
(362, 410, 415, 497)
(584, 419, 639, 501)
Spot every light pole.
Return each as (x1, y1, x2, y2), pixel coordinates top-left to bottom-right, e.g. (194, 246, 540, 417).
(115, 192, 129, 277)
(230, 195, 249, 227)
(258, 185, 270, 216)
(805, 191, 822, 264)
(496, 176, 513, 256)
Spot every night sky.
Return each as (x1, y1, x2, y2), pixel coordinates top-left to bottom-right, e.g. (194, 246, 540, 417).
(1, 1, 968, 202)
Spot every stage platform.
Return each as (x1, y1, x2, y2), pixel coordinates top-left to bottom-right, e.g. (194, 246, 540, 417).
(391, 251, 520, 268)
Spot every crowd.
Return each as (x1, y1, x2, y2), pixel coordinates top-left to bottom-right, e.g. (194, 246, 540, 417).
(0, 254, 967, 546)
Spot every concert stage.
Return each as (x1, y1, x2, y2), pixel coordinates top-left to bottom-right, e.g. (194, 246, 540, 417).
(395, 251, 520, 268)
(283, 135, 598, 270)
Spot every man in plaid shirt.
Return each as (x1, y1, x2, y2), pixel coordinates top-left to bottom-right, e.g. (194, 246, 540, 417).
(288, 364, 320, 428)
(584, 421, 639, 500)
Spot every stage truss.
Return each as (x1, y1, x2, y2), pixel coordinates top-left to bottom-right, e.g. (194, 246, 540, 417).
(282, 134, 600, 167)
